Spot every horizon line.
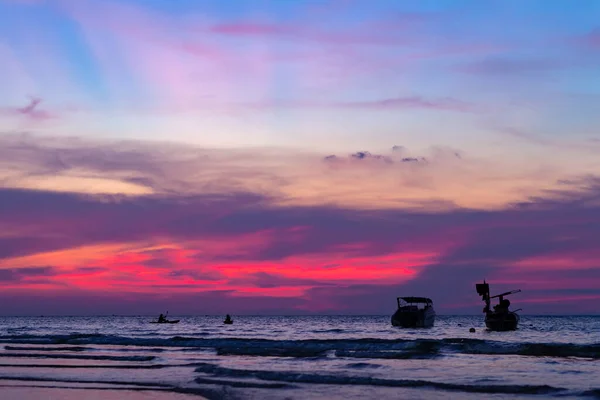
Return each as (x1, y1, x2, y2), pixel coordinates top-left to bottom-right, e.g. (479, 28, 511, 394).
(1, 314, 599, 317)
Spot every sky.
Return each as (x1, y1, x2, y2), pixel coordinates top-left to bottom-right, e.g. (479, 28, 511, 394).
(0, 0, 599, 315)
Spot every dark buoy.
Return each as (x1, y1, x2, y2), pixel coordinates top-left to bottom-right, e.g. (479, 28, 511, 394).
(469, 328, 476, 333)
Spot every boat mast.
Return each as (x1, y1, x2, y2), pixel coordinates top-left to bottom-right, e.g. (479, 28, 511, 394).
(475, 280, 491, 313)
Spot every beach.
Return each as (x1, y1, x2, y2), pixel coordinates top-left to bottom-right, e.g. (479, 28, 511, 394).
(0, 384, 207, 400)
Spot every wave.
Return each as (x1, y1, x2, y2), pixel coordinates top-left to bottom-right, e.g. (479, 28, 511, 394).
(335, 350, 439, 359)
(312, 328, 346, 333)
(193, 362, 570, 395)
(581, 389, 600, 398)
(0, 375, 246, 400)
(345, 362, 382, 369)
(4, 346, 89, 352)
(448, 339, 600, 359)
(195, 377, 292, 389)
(0, 363, 166, 369)
(216, 347, 326, 358)
(0, 375, 172, 388)
(1, 334, 598, 359)
(3, 345, 165, 353)
(0, 353, 155, 362)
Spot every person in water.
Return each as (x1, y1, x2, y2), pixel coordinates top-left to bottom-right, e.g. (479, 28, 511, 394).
(224, 314, 232, 322)
(158, 314, 166, 323)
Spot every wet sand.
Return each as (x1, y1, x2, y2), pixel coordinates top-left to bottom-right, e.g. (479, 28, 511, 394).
(0, 381, 207, 400)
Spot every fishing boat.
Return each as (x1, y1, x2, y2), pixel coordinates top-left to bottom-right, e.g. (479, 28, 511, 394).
(391, 297, 436, 328)
(475, 280, 522, 331)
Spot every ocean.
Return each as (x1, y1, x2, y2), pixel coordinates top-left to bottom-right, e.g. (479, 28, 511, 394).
(0, 315, 598, 399)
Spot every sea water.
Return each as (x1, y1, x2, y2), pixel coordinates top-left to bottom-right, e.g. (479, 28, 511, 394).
(0, 315, 598, 399)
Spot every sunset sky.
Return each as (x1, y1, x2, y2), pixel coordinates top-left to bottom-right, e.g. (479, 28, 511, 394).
(1, 0, 599, 315)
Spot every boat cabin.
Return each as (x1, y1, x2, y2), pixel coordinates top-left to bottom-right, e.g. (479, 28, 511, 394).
(392, 296, 436, 328)
(396, 296, 433, 310)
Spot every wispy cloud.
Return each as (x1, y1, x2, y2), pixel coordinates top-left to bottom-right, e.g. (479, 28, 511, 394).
(457, 57, 567, 76)
(334, 96, 479, 113)
(236, 96, 480, 113)
(0, 97, 54, 121)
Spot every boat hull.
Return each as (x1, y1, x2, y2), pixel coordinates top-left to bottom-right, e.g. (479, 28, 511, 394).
(391, 308, 435, 328)
(150, 320, 180, 324)
(485, 312, 519, 331)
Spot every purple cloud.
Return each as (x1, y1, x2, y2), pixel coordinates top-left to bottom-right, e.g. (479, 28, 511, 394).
(323, 149, 429, 165)
(0, 97, 54, 121)
(1, 174, 599, 267)
(0, 266, 57, 282)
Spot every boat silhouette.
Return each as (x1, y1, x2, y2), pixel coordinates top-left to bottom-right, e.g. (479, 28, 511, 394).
(151, 312, 180, 324)
(391, 297, 436, 328)
(476, 280, 522, 331)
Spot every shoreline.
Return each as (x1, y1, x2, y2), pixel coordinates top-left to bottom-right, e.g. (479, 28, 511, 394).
(0, 380, 209, 400)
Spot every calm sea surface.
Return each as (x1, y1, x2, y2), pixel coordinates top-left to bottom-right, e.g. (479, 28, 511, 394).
(0, 315, 599, 399)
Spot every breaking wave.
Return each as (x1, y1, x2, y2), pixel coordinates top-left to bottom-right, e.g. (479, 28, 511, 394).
(193, 362, 578, 395)
(2, 334, 598, 359)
